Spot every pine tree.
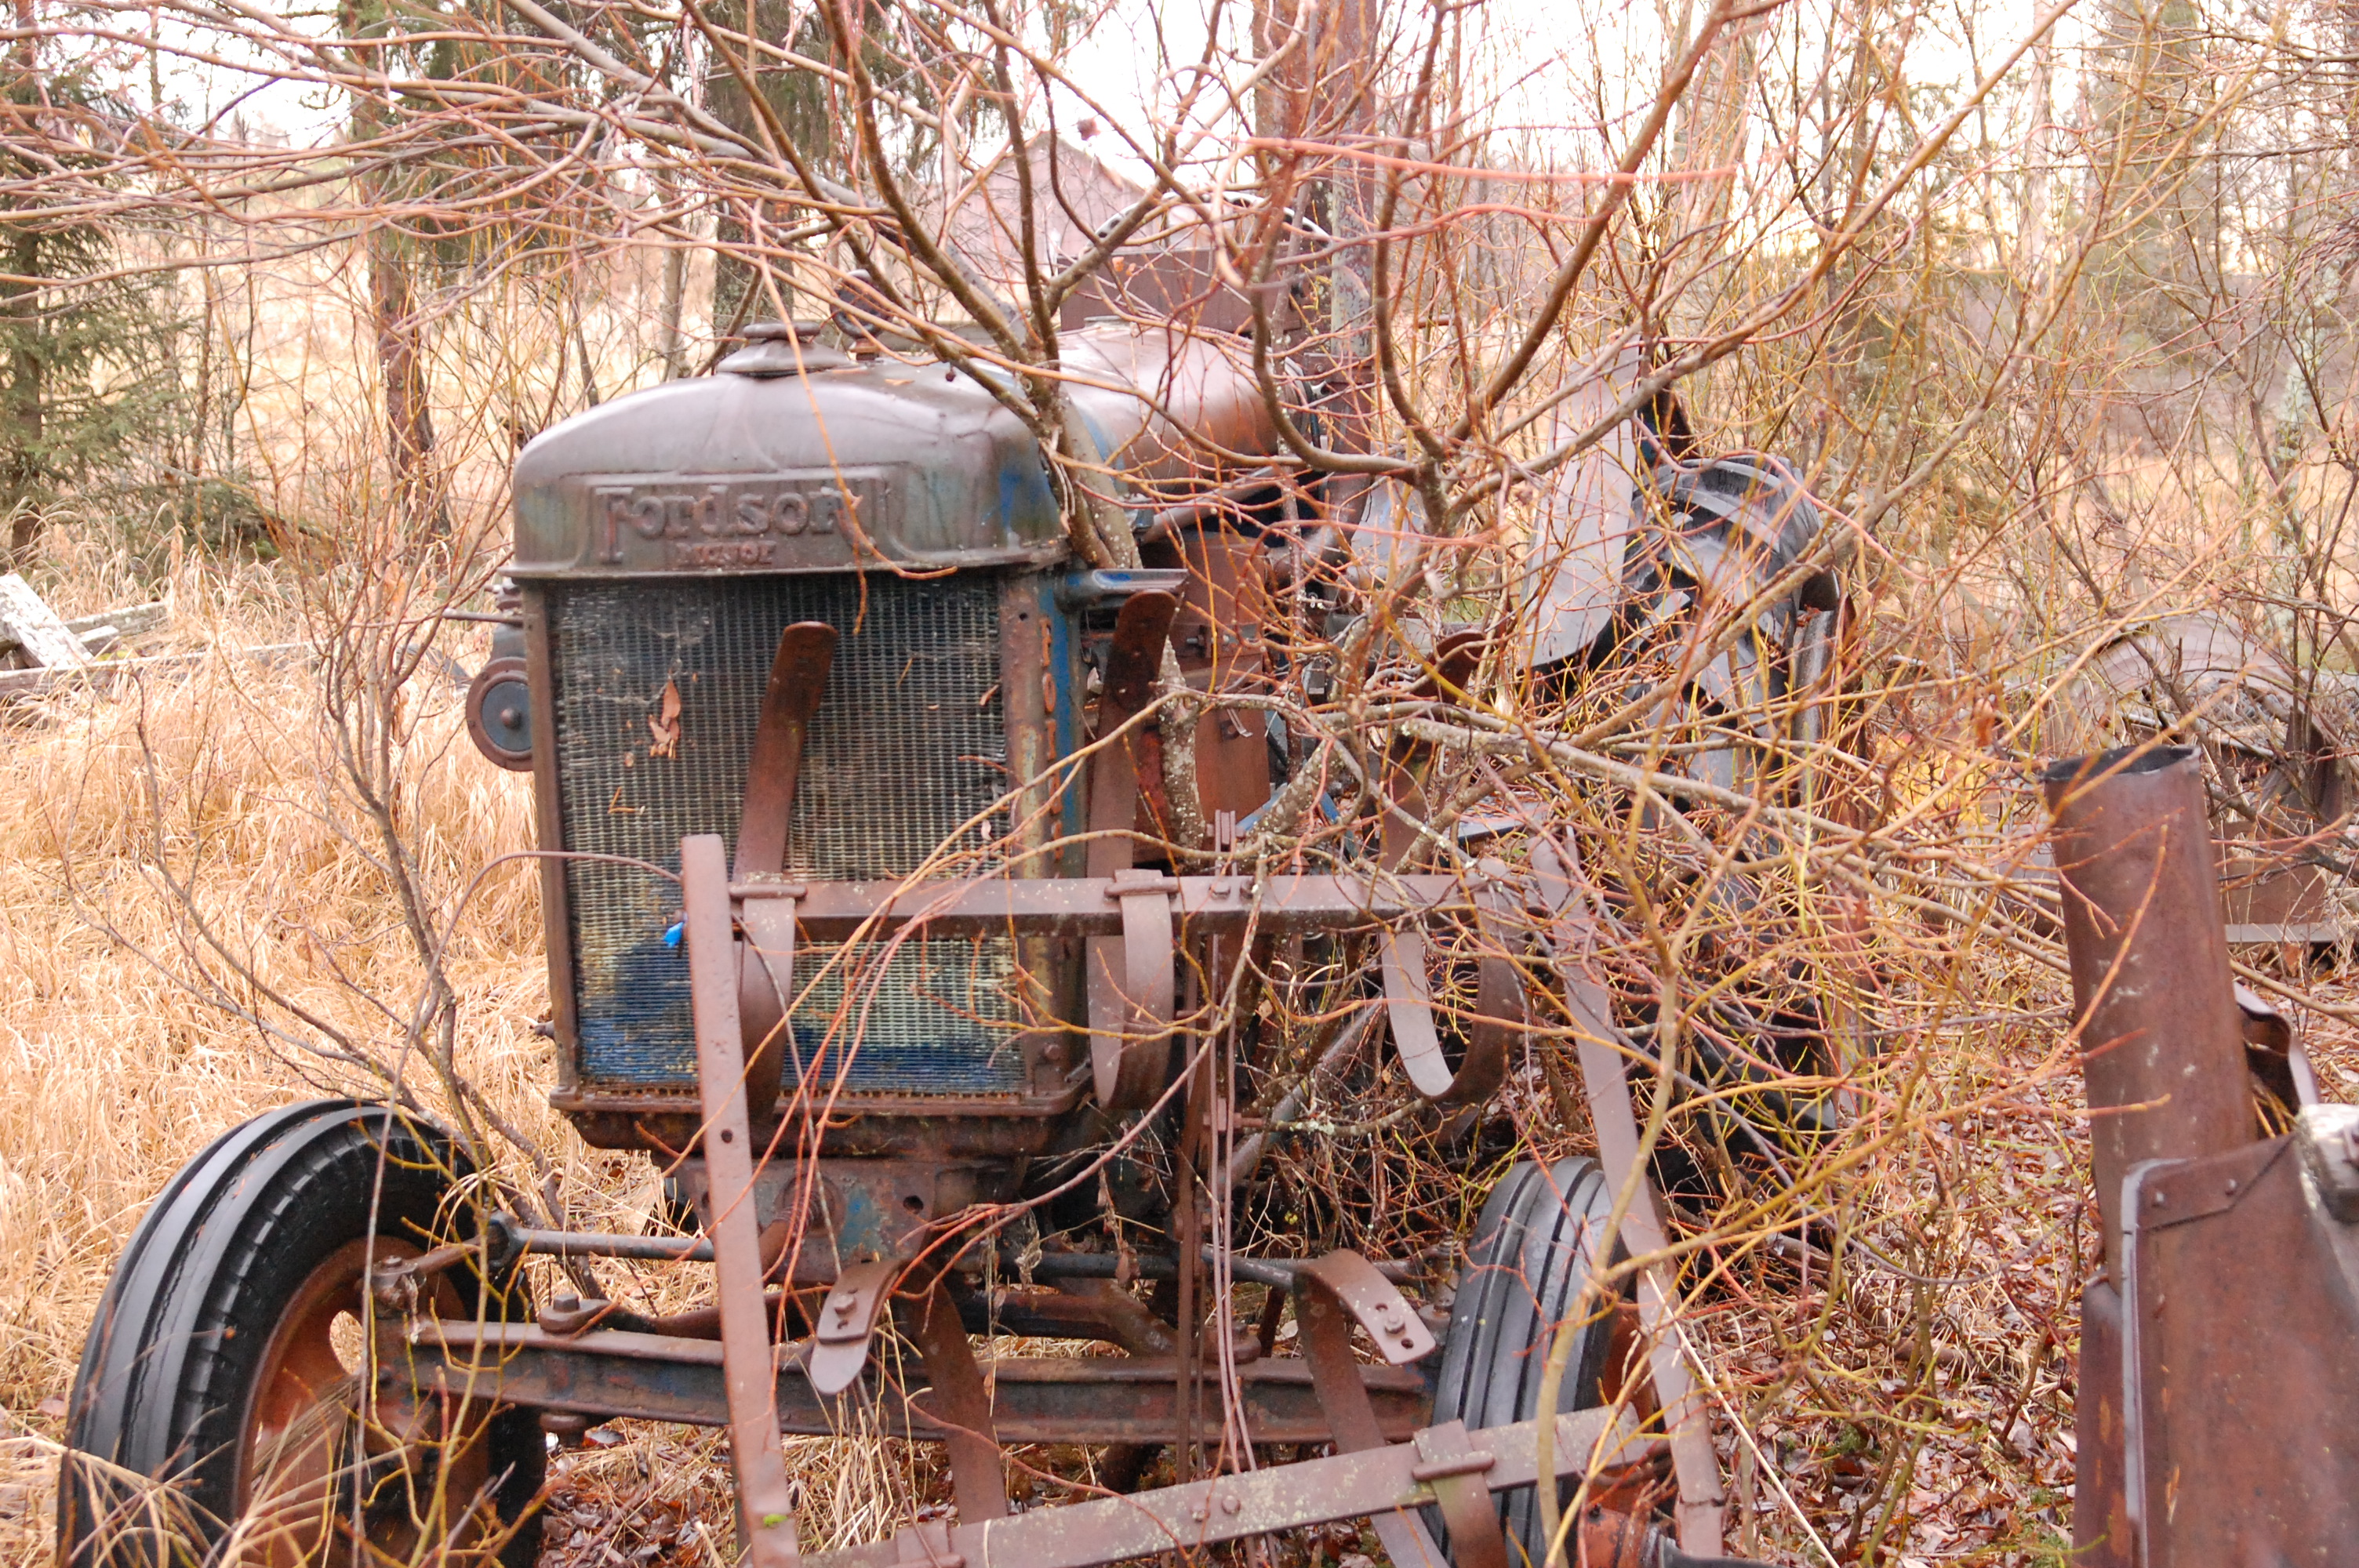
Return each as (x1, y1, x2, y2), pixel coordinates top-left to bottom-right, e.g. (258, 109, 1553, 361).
(0, 15, 184, 560)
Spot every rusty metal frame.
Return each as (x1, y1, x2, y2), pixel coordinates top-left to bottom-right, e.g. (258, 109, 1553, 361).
(483, 688, 1754, 1568)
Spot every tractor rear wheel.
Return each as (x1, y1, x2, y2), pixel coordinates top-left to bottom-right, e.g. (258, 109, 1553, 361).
(58, 1100, 544, 1568)
(1430, 1157, 1637, 1568)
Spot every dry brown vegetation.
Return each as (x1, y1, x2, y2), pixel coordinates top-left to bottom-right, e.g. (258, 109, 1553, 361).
(8, 0, 2359, 1563)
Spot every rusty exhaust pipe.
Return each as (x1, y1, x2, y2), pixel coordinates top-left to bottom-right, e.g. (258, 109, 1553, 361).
(2041, 743, 2252, 1568)
(2042, 743, 2252, 1268)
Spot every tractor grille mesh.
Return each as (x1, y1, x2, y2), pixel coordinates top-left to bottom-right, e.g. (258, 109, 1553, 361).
(545, 574, 1022, 1091)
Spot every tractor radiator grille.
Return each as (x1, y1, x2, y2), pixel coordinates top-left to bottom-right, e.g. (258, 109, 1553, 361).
(546, 573, 1023, 1092)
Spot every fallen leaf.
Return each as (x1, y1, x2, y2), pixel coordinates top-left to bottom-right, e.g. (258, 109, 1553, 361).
(36, 1394, 67, 1418)
(648, 678, 682, 759)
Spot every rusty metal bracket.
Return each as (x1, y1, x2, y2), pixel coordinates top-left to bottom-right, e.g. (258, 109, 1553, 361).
(1410, 1420, 1505, 1568)
(681, 833, 803, 1568)
(1092, 868, 1178, 1110)
(808, 1258, 898, 1396)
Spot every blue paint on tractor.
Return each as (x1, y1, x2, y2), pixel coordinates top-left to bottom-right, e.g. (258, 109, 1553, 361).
(1042, 579, 1084, 850)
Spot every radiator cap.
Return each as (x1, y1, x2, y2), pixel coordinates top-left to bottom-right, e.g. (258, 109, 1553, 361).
(720, 320, 852, 378)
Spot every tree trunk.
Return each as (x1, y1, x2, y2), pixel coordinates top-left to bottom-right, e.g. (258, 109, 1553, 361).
(656, 176, 688, 381)
(342, 0, 445, 540)
(366, 221, 447, 539)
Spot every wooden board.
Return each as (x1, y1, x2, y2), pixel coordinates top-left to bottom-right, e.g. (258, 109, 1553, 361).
(0, 575, 91, 668)
(61, 602, 169, 641)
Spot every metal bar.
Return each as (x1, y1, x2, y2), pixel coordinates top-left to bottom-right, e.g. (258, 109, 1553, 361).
(998, 1249, 1383, 1290)
(753, 872, 1462, 940)
(682, 833, 803, 1568)
(1528, 838, 1726, 1558)
(409, 1324, 1429, 1443)
(803, 1406, 1648, 1568)
(500, 1223, 714, 1263)
(910, 1284, 1007, 1521)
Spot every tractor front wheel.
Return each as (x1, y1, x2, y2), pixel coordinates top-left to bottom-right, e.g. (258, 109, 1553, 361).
(58, 1100, 545, 1568)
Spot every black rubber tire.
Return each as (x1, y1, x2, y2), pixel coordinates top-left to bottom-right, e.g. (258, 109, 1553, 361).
(58, 1100, 544, 1568)
(1429, 1157, 1625, 1568)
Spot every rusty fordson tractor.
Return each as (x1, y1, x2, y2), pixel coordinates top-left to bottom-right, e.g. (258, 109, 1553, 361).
(58, 318, 1826, 1568)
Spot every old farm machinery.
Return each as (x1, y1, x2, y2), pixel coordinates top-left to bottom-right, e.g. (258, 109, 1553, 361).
(55, 297, 1846, 1568)
(2043, 744, 2359, 1567)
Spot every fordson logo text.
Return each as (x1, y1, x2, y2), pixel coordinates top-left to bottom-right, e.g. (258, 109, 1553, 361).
(590, 473, 887, 568)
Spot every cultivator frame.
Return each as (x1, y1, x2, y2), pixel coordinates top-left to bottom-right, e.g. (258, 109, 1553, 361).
(359, 826, 1730, 1568)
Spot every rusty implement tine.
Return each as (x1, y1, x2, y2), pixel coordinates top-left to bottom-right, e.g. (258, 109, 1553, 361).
(735, 622, 837, 883)
(808, 1259, 896, 1397)
(740, 898, 800, 1034)
(1084, 590, 1178, 881)
(1379, 928, 1456, 1102)
(1412, 1421, 1510, 1568)
(1381, 870, 1521, 1108)
(680, 834, 802, 1568)
(1292, 1252, 1454, 1568)
(909, 1284, 1008, 1522)
(1526, 837, 1728, 1558)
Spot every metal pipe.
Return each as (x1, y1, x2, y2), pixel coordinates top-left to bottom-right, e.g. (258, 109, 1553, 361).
(1012, 1247, 1413, 1290)
(2042, 744, 2252, 1280)
(498, 1218, 715, 1263)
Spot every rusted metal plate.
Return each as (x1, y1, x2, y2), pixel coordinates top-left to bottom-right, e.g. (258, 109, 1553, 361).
(2070, 1283, 2131, 1568)
(2117, 1130, 2359, 1568)
(801, 1406, 1648, 1568)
